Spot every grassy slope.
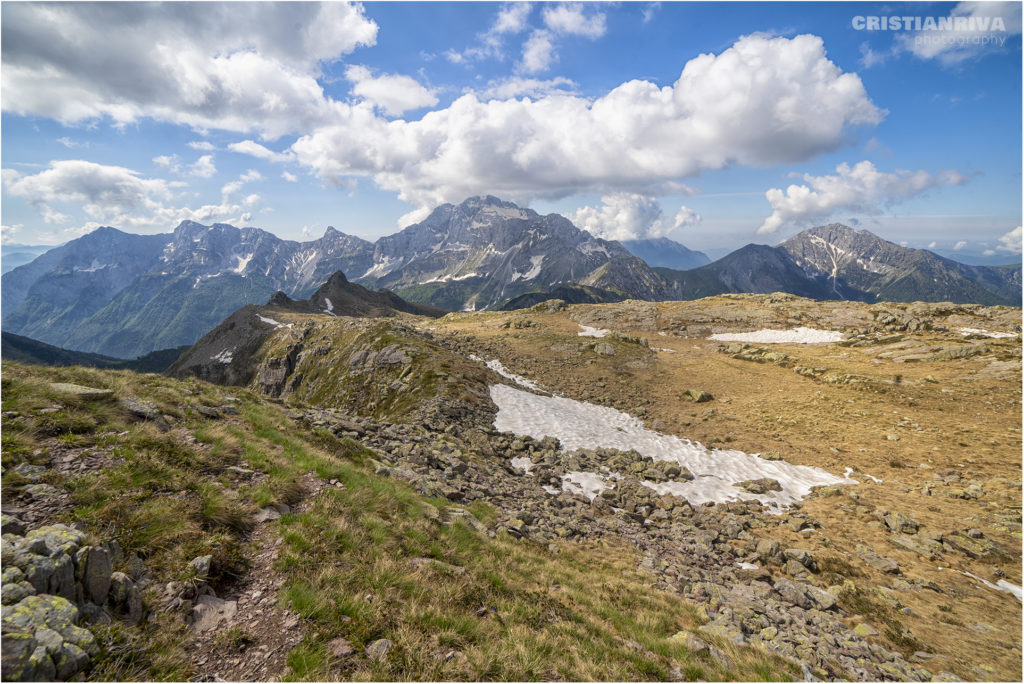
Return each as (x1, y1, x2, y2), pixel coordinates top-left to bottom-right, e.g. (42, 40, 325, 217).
(1, 362, 797, 682)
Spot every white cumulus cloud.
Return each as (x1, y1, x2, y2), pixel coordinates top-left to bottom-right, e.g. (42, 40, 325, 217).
(520, 31, 558, 73)
(1, 223, 24, 243)
(997, 226, 1022, 254)
(189, 154, 216, 178)
(0, 160, 267, 234)
(292, 34, 882, 216)
(344, 65, 438, 116)
(3, 160, 172, 225)
(572, 193, 701, 241)
(542, 3, 607, 38)
(519, 4, 607, 73)
(757, 160, 968, 235)
(221, 170, 262, 199)
(1, 2, 378, 138)
(448, 3, 533, 63)
(228, 140, 292, 163)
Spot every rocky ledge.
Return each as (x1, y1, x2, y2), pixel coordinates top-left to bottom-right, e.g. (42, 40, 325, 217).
(1, 519, 145, 681)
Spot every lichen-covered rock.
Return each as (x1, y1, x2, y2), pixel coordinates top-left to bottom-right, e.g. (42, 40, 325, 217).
(0, 516, 26, 537)
(119, 397, 162, 422)
(942, 531, 1007, 560)
(1, 581, 36, 607)
(22, 525, 86, 559)
(21, 484, 60, 500)
(1, 593, 98, 681)
(107, 573, 143, 626)
(188, 554, 213, 582)
(81, 547, 112, 606)
(773, 577, 813, 610)
(737, 478, 782, 494)
(0, 631, 40, 681)
(889, 533, 942, 559)
(365, 638, 393, 662)
(9, 464, 46, 482)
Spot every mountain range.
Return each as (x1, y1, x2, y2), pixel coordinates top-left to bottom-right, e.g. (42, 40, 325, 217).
(2, 197, 1020, 358)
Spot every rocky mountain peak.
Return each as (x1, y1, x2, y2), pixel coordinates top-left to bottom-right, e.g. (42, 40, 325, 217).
(322, 270, 350, 287)
(172, 220, 210, 240)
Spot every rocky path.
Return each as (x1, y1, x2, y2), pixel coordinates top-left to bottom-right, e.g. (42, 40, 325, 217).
(181, 472, 331, 681)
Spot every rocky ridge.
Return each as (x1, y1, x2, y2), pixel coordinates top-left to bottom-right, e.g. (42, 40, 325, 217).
(287, 406, 944, 681)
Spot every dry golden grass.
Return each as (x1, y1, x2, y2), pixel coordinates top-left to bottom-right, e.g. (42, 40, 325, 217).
(425, 297, 1022, 681)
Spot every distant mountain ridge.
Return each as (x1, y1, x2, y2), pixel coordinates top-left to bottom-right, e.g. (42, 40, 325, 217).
(2, 196, 674, 356)
(3, 199, 1019, 358)
(620, 237, 711, 270)
(2, 222, 378, 358)
(778, 224, 1021, 306)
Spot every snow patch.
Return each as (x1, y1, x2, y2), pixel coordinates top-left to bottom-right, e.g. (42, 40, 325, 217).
(256, 315, 291, 329)
(511, 457, 535, 474)
(323, 297, 336, 316)
(233, 252, 253, 274)
(962, 571, 1022, 602)
(578, 242, 610, 258)
(470, 355, 544, 392)
(958, 328, 1018, 339)
(578, 325, 610, 338)
(561, 471, 613, 501)
(421, 272, 480, 284)
(490, 384, 853, 510)
(212, 349, 234, 364)
(523, 255, 545, 280)
(361, 255, 403, 279)
(708, 327, 844, 344)
(74, 259, 111, 273)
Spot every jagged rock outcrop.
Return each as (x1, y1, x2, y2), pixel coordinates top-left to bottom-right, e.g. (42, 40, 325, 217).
(1, 522, 145, 681)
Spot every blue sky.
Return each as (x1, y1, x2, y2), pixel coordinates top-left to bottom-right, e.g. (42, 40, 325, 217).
(1, 1, 1020, 262)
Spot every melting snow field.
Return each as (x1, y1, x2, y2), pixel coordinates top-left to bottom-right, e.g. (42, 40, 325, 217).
(708, 327, 844, 344)
(578, 325, 610, 338)
(958, 327, 1018, 339)
(470, 355, 545, 392)
(491, 383, 853, 509)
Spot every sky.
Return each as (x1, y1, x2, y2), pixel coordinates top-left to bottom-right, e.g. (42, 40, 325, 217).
(1, 1, 1021, 263)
